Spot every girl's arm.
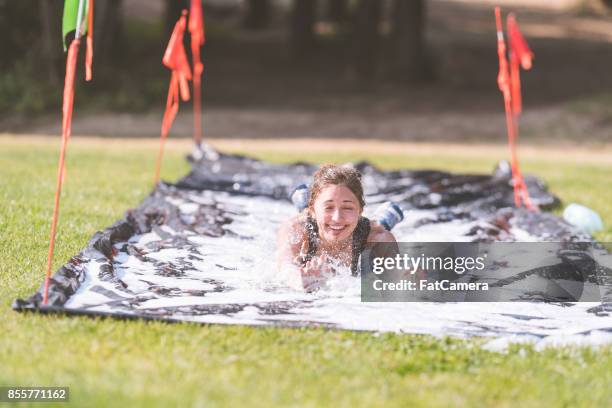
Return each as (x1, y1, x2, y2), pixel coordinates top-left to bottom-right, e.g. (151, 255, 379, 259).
(368, 221, 397, 244)
(276, 216, 309, 290)
(276, 215, 329, 291)
(276, 216, 306, 268)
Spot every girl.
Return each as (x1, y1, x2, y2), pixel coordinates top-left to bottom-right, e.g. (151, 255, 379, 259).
(277, 164, 397, 290)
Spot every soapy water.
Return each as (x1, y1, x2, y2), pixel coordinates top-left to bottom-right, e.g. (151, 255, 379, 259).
(58, 189, 612, 351)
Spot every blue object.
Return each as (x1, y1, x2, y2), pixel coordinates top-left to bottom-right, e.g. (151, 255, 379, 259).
(563, 203, 604, 234)
(373, 202, 404, 231)
(290, 183, 310, 211)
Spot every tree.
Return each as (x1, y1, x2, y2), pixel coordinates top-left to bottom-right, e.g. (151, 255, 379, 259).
(244, 0, 271, 30)
(389, 0, 433, 82)
(327, 0, 348, 23)
(291, 0, 318, 55)
(0, 1, 45, 67)
(95, 0, 126, 66)
(350, 0, 382, 80)
(40, 0, 63, 85)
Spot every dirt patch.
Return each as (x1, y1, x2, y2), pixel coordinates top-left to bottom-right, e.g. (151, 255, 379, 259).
(3, 135, 610, 165)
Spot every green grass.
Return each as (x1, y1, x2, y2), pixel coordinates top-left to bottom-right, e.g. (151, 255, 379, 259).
(1, 136, 611, 407)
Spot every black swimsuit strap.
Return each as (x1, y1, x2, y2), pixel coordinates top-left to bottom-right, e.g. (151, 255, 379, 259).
(304, 216, 319, 261)
(351, 217, 371, 276)
(303, 216, 370, 276)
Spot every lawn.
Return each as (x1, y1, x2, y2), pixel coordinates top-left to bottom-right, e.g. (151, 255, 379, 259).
(1, 135, 611, 407)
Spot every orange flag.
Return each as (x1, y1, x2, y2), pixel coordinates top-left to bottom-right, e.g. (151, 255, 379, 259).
(189, 0, 205, 48)
(495, 8, 511, 101)
(507, 13, 533, 115)
(161, 10, 192, 139)
(44, 0, 94, 305)
(85, 0, 94, 81)
(494, 7, 534, 210)
(189, 0, 205, 145)
(163, 11, 192, 102)
(155, 11, 192, 184)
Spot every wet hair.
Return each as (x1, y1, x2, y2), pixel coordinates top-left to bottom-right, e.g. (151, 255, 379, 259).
(308, 164, 365, 211)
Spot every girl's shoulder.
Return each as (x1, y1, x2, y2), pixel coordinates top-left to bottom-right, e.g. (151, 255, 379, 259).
(280, 213, 310, 238)
(367, 219, 396, 243)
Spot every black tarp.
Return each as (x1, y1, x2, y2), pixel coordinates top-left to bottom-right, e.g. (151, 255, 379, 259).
(13, 151, 611, 328)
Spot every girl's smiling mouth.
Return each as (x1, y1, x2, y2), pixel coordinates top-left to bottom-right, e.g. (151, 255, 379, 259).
(327, 224, 348, 234)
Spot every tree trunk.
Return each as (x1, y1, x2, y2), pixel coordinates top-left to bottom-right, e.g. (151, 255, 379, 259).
(0, 2, 43, 67)
(95, 0, 126, 66)
(327, 0, 348, 23)
(389, 0, 433, 82)
(244, 0, 271, 30)
(291, 0, 318, 56)
(351, 0, 382, 80)
(39, 0, 63, 85)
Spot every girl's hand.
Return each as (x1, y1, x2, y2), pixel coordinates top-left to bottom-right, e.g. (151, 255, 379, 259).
(300, 254, 330, 292)
(301, 254, 330, 277)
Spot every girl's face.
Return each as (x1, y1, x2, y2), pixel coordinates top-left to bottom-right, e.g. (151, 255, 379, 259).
(311, 184, 362, 246)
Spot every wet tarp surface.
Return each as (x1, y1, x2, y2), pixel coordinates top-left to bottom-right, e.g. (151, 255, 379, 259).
(14, 151, 612, 349)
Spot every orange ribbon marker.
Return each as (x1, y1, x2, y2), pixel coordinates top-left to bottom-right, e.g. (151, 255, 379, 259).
(43, 39, 80, 306)
(189, 0, 206, 146)
(494, 7, 534, 211)
(507, 13, 533, 118)
(85, 0, 94, 81)
(507, 12, 534, 210)
(154, 10, 192, 184)
(43, 0, 93, 305)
